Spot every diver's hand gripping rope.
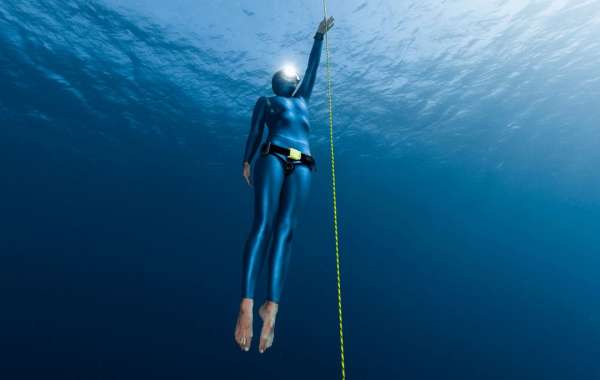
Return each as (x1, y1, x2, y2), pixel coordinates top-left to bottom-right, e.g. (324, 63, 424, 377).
(321, 1, 346, 379)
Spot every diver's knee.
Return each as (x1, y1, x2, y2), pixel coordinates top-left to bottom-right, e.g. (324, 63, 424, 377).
(274, 220, 296, 239)
(254, 218, 275, 237)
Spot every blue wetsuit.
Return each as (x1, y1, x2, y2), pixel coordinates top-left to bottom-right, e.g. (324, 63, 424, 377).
(241, 32, 324, 303)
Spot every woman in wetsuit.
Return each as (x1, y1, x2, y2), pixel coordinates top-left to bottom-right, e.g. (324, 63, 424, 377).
(234, 16, 335, 354)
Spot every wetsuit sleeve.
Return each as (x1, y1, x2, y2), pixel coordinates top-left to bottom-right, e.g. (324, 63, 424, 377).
(242, 96, 268, 164)
(294, 32, 324, 101)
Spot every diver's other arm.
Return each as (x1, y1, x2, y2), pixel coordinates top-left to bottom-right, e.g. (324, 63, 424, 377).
(295, 16, 334, 101)
(242, 96, 268, 187)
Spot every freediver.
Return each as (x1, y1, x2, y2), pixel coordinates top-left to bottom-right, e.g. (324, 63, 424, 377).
(234, 16, 335, 354)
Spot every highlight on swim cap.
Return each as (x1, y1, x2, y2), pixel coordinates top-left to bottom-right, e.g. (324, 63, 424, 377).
(282, 65, 299, 80)
(272, 65, 300, 96)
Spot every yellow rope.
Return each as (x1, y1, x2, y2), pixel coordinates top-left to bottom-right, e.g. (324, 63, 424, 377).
(321, 1, 346, 379)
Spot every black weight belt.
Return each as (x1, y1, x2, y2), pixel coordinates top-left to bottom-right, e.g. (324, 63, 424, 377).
(261, 141, 316, 175)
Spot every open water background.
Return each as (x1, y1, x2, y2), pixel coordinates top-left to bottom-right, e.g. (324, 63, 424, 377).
(1, 1, 600, 379)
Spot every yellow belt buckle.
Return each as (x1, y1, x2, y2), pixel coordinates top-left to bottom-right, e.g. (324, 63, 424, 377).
(288, 147, 302, 161)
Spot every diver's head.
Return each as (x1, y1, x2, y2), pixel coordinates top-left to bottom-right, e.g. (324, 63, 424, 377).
(272, 66, 300, 97)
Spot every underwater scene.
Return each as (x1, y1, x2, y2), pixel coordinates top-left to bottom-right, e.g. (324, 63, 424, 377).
(1, 0, 600, 379)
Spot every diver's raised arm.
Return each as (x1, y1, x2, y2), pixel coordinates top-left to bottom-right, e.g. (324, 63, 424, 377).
(295, 16, 334, 101)
(242, 96, 268, 186)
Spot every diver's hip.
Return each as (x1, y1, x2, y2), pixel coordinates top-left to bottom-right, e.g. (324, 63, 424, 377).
(258, 139, 316, 175)
(267, 134, 311, 156)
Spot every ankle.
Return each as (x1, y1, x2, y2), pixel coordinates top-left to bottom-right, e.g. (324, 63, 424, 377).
(262, 300, 279, 313)
(240, 298, 254, 311)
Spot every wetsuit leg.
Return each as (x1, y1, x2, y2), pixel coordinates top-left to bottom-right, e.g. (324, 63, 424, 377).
(267, 164, 312, 303)
(241, 154, 285, 299)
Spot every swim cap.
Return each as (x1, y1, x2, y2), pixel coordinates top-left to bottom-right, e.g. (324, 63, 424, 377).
(272, 67, 300, 97)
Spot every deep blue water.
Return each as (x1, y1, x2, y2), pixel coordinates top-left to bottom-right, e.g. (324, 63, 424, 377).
(2, 1, 600, 379)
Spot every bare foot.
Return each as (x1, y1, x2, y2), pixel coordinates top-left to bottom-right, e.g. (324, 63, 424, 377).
(258, 301, 279, 354)
(234, 298, 253, 351)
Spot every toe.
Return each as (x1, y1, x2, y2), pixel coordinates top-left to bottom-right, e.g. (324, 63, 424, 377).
(243, 334, 251, 351)
(259, 328, 272, 353)
(234, 328, 241, 346)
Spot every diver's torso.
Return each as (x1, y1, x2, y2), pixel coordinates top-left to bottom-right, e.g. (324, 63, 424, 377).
(265, 95, 311, 155)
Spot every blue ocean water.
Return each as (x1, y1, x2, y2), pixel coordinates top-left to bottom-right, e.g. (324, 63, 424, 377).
(2, 0, 600, 378)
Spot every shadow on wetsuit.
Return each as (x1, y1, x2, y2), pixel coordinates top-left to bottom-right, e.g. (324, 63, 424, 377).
(241, 31, 324, 303)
